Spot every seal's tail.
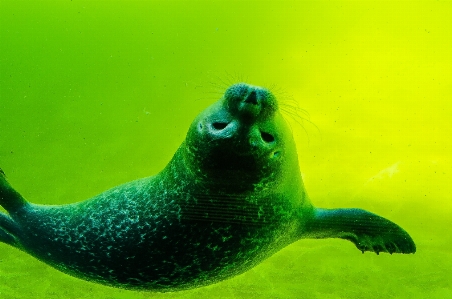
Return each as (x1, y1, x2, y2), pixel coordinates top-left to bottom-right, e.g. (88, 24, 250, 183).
(0, 168, 25, 247)
(0, 168, 28, 212)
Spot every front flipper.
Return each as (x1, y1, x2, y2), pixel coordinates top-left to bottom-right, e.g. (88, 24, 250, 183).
(305, 208, 416, 254)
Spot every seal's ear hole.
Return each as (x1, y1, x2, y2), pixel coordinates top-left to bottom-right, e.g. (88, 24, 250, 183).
(261, 132, 275, 143)
(212, 122, 229, 130)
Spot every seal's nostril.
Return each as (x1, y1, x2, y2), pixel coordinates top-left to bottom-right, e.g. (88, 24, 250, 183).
(261, 132, 275, 143)
(212, 122, 229, 130)
(245, 90, 258, 105)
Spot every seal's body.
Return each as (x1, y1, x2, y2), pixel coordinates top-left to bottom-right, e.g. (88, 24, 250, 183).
(0, 83, 415, 291)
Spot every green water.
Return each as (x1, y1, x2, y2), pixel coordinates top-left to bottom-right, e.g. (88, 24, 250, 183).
(0, 1, 450, 298)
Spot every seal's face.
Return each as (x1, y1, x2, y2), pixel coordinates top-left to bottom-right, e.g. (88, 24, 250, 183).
(184, 83, 295, 192)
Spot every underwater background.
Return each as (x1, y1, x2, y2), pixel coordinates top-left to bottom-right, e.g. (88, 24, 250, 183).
(0, 1, 450, 298)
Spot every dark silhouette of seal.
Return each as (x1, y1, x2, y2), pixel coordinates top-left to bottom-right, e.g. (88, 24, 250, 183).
(0, 83, 415, 292)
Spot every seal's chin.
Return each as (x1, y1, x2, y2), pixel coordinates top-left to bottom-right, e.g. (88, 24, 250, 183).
(194, 148, 281, 191)
(229, 138, 281, 161)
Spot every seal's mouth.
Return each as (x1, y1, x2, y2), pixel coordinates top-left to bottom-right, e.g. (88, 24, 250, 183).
(211, 121, 228, 130)
(209, 121, 275, 144)
(261, 131, 275, 143)
(204, 118, 279, 158)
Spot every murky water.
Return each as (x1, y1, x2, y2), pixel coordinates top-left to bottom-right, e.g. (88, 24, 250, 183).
(1, 1, 450, 298)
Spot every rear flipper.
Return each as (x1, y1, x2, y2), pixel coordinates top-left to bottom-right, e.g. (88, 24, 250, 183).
(0, 214, 19, 246)
(305, 208, 416, 254)
(0, 168, 24, 247)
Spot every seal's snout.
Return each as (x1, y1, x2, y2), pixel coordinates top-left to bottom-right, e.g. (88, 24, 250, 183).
(224, 83, 277, 122)
(192, 82, 283, 162)
(196, 83, 282, 157)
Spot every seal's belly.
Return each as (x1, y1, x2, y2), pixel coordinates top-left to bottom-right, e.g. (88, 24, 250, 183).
(13, 180, 295, 290)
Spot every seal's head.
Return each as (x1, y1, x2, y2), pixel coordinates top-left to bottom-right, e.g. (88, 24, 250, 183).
(184, 83, 298, 193)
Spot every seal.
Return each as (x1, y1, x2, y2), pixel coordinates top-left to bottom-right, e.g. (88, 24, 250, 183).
(0, 83, 415, 292)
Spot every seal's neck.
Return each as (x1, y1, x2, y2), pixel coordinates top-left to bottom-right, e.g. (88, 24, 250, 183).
(163, 143, 270, 195)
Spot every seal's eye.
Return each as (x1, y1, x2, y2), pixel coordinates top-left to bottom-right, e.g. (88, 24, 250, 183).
(212, 122, 229, 130)
(261, 132, 275, 143)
